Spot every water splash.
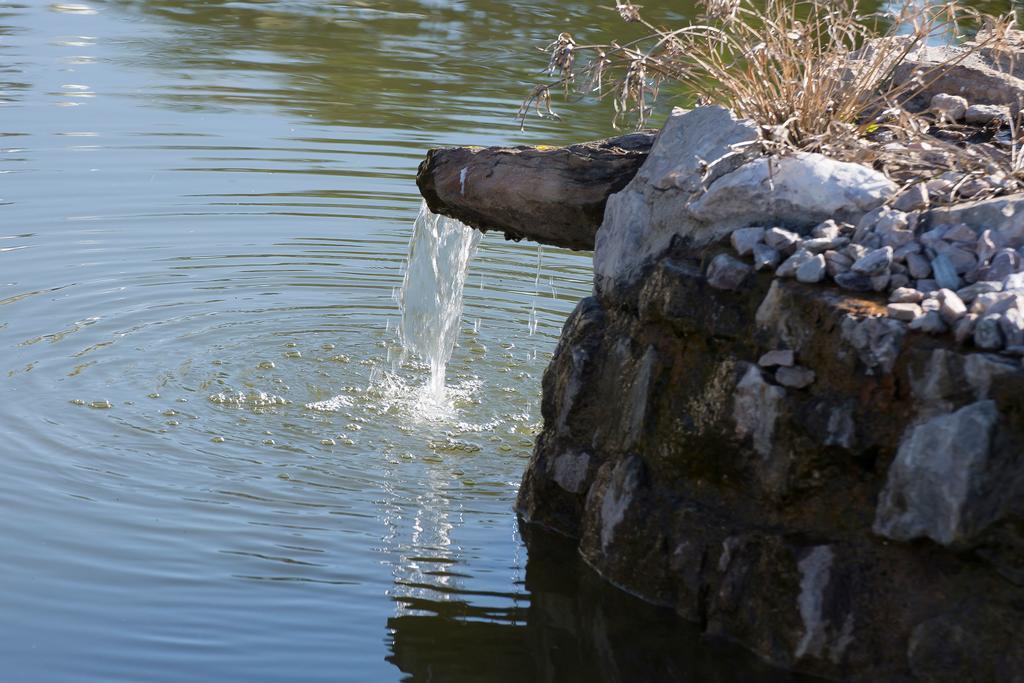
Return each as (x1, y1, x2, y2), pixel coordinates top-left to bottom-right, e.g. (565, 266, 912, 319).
(398, 202, 481, 400)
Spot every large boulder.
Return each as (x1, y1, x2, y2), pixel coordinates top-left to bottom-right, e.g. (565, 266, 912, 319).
(593, 107, 895, 289)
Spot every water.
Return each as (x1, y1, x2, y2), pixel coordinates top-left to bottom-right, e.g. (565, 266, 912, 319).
(398, 202, 481, 402)
(0, 1, 816, 681)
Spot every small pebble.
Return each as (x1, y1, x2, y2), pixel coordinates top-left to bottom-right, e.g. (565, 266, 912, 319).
(931, 253, 961, 290)
(775, 365, 816, 389)
(936, 289, 967, 325)
(890, 287, 924, 304)
(776, 249, 814, 278)
(887, 303, 922, 321)
(795, 254, 827, 283)
(730, 227, 765, 256)
(752, 242, 781, 271)
(835, 272, 873, 291)
(891, 182, 929, 212)
(909, 310, 947, 334)
(852, 246, 894, 276)
(707, 253, 752, 290)
(953, 314, 978, 344)
(975, 314, 1005, 350)
(765, 227, 801, 253)
(758, 349, 795, 368)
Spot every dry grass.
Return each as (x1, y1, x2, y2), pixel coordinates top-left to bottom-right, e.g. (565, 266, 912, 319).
(519, 0, 1023, 202)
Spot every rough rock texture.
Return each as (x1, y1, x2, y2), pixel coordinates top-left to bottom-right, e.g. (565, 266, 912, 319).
(416, 132, 653, 250)
(517, 262, 1024, 681)
(593, 107, 895, 289)
(893, 44, 1024, 115)
(511, 102, 1024, 680)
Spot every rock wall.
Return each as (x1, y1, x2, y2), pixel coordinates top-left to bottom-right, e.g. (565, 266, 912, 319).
(516, 108, 1024, 681)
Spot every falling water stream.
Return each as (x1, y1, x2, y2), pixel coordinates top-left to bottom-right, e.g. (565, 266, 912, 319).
(398, 202, 482, 402)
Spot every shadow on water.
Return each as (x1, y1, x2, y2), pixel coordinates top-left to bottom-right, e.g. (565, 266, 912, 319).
(388, 526, 817, 683)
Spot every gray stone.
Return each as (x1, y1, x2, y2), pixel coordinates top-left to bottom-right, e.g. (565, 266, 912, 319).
(907, 253, 932, 279)
(942, 223, 977, 242)
(975, 315, 1006, 350)
(974, 292, 1024, 317)
(892, 183, 930, 212)
(1004, 272, 1024, 291)
(874, 207, 910, 234)
(873, 400, 1001, 546)
(982, 249, 1021, 282)
(795, 254, 827, 283)
(689, 152, 896, 229)
(921, 225, 949, 244)
(733, 364, 785, 457)
(976, 229, 999, 264)
(706, 253, 753, 290)
(879, 229, 915, 249)
(852, 246, 894, 276)
(776, 365, 816, 389)
(999, 308, 1024, 347)
(842, 243, 869, 262)
(930, 93, 968, 122)
(764, 227, 802, 252)
(957, 280, 1003, 303)
(944, 247, 978, 275)
(758, 349, 795, 368)
(890, 287, 924, 304)
(887, 303, 923, 321)
(811, 219, 841, 240)
(824, 250, 852, 277)
(840, 315, 906, 374)
(964, 103, 1010, 125)
(954, 314, 978, 344)
(594, 106, 761, 285)
(801, 236, 848, 253)
(909, 310, 947, 334)
(551, 451, 591, 493)
(928, 196, 1024, 253)
(937, 289, 968, 326)
(931, 253, 961, 290)
(916, 278, 939, 293)
(776, 249, 815, 278)
(752, 242, 781, 271)
(893, 241, 922, 261)
(730, 227, 765, 256)
(835, 272, 873, 292)
(889, 274, 911, 291)
(871, 273, 891, 292)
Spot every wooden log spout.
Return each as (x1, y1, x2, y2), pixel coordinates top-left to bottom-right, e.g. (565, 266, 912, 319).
(415, 133, 655, 251)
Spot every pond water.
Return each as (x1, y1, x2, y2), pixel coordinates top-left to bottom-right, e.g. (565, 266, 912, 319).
(0, 1, 811, 680)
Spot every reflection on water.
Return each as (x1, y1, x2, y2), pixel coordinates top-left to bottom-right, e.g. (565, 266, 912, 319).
(389, 528, 814, 682)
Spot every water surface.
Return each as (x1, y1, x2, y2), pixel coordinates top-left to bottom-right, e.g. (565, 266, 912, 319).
(0, 1, 804, 680)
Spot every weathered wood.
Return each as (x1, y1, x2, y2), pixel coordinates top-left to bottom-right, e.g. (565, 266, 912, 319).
(416, 133, 654, 251)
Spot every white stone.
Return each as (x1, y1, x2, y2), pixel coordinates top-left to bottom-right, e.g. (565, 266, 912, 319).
(551, 451, 591, 493)
(890, 287, 924, 304)
(873, 401, 1000, 546)
(734, 364, 785, 457)
(689, 152, 895, 229)
(795, 546, 835, 660)
(812, 219, 841, 240)
(936, 289, 967, 325)
(887, 303, 923, 321)
(730, 227, 765, 256)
